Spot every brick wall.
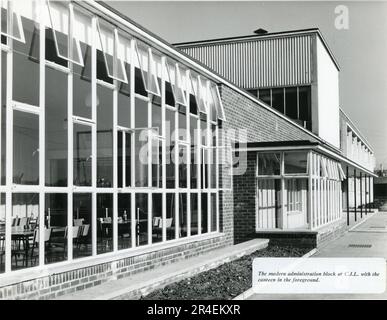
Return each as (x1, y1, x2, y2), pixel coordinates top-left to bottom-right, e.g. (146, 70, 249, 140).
(219, 85, 318, 243)
(0, 235, 227, 300)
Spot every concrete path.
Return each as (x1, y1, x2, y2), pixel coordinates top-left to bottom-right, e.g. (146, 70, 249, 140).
(54, 238, 269, 300)
(248, 211, 387, 300)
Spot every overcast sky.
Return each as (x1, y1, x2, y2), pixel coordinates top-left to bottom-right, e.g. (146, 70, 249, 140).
(107, 1, 387, 168)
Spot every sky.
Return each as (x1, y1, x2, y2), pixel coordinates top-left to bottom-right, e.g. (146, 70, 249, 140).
(107, 1, 387, 168)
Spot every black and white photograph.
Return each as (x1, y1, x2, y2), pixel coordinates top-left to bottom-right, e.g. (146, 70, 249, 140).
(0, 0, 387, 307)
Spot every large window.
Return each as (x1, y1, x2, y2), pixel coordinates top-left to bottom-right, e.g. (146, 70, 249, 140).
(258, 153, 281, 176)
(0, 1, 222, 277)
(256, 86, 312, 130)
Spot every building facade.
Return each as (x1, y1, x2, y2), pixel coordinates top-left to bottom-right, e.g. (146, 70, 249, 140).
(0, 1, 377, 299)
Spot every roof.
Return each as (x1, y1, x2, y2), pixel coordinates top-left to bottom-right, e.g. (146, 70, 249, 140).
(174, 28, 340, 71)
(90, 1, 344, 156)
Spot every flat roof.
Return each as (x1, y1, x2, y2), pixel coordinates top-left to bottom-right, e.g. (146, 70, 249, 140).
(174, 28, 340, 72)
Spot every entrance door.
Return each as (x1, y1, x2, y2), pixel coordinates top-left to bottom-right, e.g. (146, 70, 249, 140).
(256, 179, 281, 229)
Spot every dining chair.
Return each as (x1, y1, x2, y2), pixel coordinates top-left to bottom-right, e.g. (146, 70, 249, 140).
(30, 228, 52, 264)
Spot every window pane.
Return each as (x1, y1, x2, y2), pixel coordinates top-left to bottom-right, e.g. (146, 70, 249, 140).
(258, 153, 281, 176)
(11, 193, 39, 270)
(135, 193, 148, 246)
(118, 65, 131, 128)
(178, 193, 187, 238)
(45, 27, 68, 68)
(13, 17, 40, 106)
(165, 81, 175, 106)
(177, 105, 187, 141)
(1, 52, 6, 185)
(189, 94, 198, 115)
(13, 111, 39, 184)
(97, 193, 113, 254)
(97, 49, 113, 84)
(285, 87, 298, 119)
(166, 193, 176, 241)
(135, 131, 148, 187)
(73, 193, 92, 259)
(73, 124, 92, 186)
(118, 194, 131, 250)
(190, 116, 198, 189)
(271, 88, 284, 113)
(284, 152, 308, 174)
(166, 108, 175, 189)
(190, 193, 198, 236)
(152, 193, 162, 244)
(117, 131, 131, 188)
(97, 85, 113, 188)
(135, 67, 147, 96)
(152, 95, 162, 136)
(210, 193, 217, 232)
(0, 193, 5, 273)
(135, 97, 148, 129)
(45, 193, 67, 264)
(248, 89, 258, 97)
(201, 193, 208, 234)
(299, 86, 311, 130)
(151, 138, 162, 188)
(178, 145, 188, 188)
(73, 43, 92, 119)
(45, 67, 68, 186)
(201, 148, 209, 189)
(258, 89, 271, 106)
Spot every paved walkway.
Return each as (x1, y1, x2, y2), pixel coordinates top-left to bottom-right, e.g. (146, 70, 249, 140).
(248, 211, 387, 300)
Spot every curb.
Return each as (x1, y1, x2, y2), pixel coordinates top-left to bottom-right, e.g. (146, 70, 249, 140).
(232, 247, 317, 301)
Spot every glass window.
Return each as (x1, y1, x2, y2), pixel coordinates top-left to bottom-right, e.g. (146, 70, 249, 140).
(73, 43, 92, 119)
(73, 123, 92, 186)
(177, 105, 187, 141)
(166, 61, 187, 106)
(258, 89, 271, 106)
(134, 41, 148, 96)
(117, 62, 131, 128)
(97, 85, 113, 188)
(135, 97, 148, 129)
(152, 193, 162, 244)
(1, 52, 6, 185)
(178, 144, 188, 188)
(45, 67, 68, 186)
(271, 88, 284, 113)
(13, 111, 39, 185)
(189, 94, 198, 115)
(210, 193, 217, 232)
(190, 116, 198, 189)
(13, 16, 40, 106)
(285, 87, 298, 119)
(258, 153, 281, 176)
(299, 86, 311, 130)
(135, 193, 148, 246)
(190, 193, 198, 236)
(166, 108, 175, 189)
(178, 193, 187, 238)
(96, 19, 127, 84)
(46, 0, 83, 67)
(73, 193, 92, 259)
(117, 131, 131, 188)
(118, 194, 131, 250)
(152, 95, 162, 136)
(0, 193, 4, 273)
(97, 193, 113, 254)
(201, 148, 209, 189)
(1, 2, 25, 43)
(45, 193, 67, 264)
(165, 81, 175, 107)
(151, 137, 162, 188)
(166, 193, 176, 241)
(11, 193, 39, 270)
(284, 152, 308, 174)
(147, 49, 161, 96)
(248, 89, 258, 97)
(201, 193, 208, 234)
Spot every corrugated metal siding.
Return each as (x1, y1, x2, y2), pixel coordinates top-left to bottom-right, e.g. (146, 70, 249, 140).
(179, 35, 313, 88)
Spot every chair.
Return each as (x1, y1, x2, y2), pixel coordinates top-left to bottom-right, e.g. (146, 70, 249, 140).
(77, 224, 90, 251)
(19, 217, 30, 228)
(30, 228, 52, 264)
(12, 217, 20, 227)
(73, 219, 84, 227)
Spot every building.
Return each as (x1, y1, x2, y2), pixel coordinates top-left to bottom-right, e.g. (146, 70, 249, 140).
(0, 1, 377, 299)
(175, 28, 376, 243)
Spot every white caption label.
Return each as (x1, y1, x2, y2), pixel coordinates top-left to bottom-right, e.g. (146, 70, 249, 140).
(252, 258, 386, 294)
